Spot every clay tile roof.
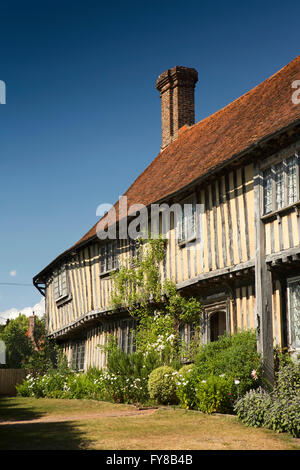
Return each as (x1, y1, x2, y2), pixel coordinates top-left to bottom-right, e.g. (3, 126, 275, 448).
(35, 54, 300, 277)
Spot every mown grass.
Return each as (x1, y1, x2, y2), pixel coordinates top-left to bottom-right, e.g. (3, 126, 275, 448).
(0, 397, 299, 450)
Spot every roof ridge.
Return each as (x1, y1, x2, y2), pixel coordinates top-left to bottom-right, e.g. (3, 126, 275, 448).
(191, 54, 300, 131)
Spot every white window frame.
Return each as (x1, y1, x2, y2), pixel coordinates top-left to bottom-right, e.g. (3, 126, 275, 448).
(287, 276, 300, 354)
(263, 153, 299, 215)
(53, 263, 70, 303)
(99, 240, 119, 276)
(177, 194, 197, 245)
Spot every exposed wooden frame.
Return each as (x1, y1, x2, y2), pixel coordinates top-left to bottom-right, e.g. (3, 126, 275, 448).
(254, 161, 274, 385)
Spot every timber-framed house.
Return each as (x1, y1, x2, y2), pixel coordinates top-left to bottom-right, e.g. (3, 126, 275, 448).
(33, 57, 300, 380)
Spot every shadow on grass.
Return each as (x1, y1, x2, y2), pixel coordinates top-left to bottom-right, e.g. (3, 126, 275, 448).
(0, 396, 46, 422)
(0, 420, 91, 450)
(0, 397, 91, 450)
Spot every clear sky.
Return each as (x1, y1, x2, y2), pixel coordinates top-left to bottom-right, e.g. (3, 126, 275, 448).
(0, 0, 300, 319)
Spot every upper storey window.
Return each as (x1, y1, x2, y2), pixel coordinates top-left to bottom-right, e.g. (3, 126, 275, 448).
(263, 154, 299, 214)
(177, 194, 196, 244)
(53, 264, 69, 302)
(100, 240, 119, 275)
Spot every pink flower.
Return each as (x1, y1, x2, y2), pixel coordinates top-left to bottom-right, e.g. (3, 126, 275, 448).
(228, 392, 231, 396)
(251, 369, 258, 381)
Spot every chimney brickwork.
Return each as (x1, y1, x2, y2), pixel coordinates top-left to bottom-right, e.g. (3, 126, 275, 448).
(156, 66, 198, 150)
(27, 314, 38, 351)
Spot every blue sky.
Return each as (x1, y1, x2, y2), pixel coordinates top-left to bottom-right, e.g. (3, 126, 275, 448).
(0, 0, 300, 319)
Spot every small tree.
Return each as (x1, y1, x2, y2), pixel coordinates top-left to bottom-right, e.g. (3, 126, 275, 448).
(0, 314, 57, 372)
(0, 315, 33, 368)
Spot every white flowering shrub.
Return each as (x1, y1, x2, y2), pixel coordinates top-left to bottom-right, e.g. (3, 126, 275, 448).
(16, 369, 108, 400)
(176, 365, 197, 409)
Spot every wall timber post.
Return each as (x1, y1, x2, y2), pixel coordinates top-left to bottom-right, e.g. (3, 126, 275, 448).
(254, 161, 274, 386)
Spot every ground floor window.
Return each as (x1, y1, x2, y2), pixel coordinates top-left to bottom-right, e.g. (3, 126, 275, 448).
(179, 323, 195, 346)
(287, 277, 300, 353)
(120, 319, 136, 354)
(179, 323, 197, 362)
(71, 341, 86, 371)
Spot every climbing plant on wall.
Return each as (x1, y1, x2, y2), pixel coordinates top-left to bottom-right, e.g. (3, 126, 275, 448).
(110, 236, 203, 360)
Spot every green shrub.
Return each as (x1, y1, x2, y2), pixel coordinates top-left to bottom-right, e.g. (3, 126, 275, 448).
(274, 362, 300, 400)
(178, 364, 194, 377)
(16, 379, 33, 397)
(176, 365, 197, 409)
(62, 371, 106, 400)
(234, 361, 300, 437)
(194, 330, 261, 396)
(148, 366, 178, 404)
(105, 346, 161, 403)
(264, 361, 300, 437)
(264, 396, 300, 437)
(16, 369, 108, 400)
(195, 375, 234, 414)
(234, 388, 271, 427)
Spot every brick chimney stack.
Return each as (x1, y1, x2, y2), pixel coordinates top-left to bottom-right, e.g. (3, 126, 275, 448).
(27, 314, 37, 350)
(156, 66, 198, 150)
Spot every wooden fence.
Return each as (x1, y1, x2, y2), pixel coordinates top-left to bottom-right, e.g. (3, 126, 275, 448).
(0, 369, 26, 396)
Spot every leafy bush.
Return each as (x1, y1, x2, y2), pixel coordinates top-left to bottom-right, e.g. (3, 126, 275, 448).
(148, 366, 178, 404)
(16, 368, 108, 400)
(194, 375, 235, 414)
(105, 344, 161, 403)
(16, 380, 33, 397)
(17, 343, 162, 404)
(274, 362, 300, 400)
(16, 372, 68, 398)
(178, 364, 194, 377)
(194, 330, 261, 396)
(234, 388, 271, 427)
(264, 361, 300, 437)
(264, 395, 300, 437)
(234, 361, 300, 437)
(176, 364, 197, 409)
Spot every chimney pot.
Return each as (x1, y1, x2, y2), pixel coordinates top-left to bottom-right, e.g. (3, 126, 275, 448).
(156, 66, 198, 150)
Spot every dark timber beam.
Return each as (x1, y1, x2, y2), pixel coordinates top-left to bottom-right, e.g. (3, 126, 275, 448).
(254, 162, 274, 386)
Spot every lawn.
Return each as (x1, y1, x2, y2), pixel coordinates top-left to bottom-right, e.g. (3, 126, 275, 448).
(0, 397, 299, 450)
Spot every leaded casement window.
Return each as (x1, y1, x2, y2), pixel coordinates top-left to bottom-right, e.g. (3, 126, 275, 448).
(287, 277, 300, 353)
(120, 319, 136, 354)
(100, 240, 119, 274)
(71, 341, 86, 371)
(287, 156, 298, 205)
(179, 323, 196, 346)
(263, 154, 299, 214)
(53, 264, 69, 302)
(177, 194, 196, 243)
(179, 323, 196, 363)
